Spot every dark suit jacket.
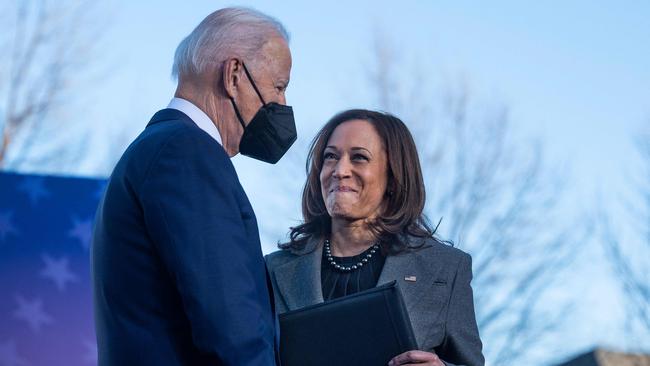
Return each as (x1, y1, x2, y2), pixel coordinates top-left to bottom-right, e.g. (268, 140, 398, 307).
(92, 109, 277, 365)
(265, 236, 484, 366)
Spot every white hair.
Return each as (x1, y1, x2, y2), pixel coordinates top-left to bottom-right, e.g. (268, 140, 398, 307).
(171, 7, 290, 81)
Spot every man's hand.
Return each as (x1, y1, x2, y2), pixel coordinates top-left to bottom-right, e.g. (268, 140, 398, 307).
(388, 350, 445, 366)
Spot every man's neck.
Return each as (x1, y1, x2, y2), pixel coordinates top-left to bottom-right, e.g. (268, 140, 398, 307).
(174, 87, 239, 157)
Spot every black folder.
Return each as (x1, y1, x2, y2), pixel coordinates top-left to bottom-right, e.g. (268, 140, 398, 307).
(279, 281, 418, 366)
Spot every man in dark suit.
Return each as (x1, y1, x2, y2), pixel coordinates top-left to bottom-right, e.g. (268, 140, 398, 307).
(91, 7, 295, 365)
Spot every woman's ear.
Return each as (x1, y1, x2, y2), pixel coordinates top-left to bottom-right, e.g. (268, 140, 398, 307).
(222, 58, 242, 99)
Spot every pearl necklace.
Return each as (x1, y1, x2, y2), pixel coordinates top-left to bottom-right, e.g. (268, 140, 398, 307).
(324, 239, 379, 272)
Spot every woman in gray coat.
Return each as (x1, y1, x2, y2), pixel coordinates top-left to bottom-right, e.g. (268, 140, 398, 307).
(266, 109, 484, 366)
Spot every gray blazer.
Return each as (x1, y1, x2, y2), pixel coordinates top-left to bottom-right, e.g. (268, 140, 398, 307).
(265, 236, 484, 366)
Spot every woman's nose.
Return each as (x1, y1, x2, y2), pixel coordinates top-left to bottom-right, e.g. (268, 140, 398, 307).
(332, 157, 351, 179)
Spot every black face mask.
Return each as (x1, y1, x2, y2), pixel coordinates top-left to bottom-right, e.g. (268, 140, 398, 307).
(229, 62, 297, 164)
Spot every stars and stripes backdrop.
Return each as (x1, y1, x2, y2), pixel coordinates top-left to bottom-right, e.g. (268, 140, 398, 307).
(0, 172, 106, 366)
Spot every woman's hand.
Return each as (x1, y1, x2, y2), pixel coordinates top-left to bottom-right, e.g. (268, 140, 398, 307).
(388, 350, 445, 366)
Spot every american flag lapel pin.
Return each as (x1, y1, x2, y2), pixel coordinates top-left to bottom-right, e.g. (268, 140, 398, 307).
(404, 275, 417, 282)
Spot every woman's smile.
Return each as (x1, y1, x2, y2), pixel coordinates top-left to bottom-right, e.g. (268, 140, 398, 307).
(329, 185, 357, 193)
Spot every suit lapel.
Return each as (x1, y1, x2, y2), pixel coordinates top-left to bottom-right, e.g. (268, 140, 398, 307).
(377, 243, 447, 349)
(377, 248, 438, 313)
(273, 239, 324, 311)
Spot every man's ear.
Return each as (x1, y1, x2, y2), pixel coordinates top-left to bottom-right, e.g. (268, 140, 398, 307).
(222, 58, 242, 99)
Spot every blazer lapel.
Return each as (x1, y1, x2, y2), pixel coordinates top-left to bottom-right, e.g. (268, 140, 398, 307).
(377, 249, 438, 312)
(377, 242, 447, 349)
(273, 238, 324, 311)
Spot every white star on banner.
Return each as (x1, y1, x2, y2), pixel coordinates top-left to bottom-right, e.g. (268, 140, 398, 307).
(40, 254, 78, 291)
(0, 212, 19, 242)
(82, 339, 98, 364)
(13, 295, 53, 333)
(0, 340, 27, 366)
(68, 218, 93, 251)
(17, 177, 50, 206)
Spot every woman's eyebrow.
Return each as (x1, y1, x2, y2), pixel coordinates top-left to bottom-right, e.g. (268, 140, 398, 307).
(351, 147, 372, 155)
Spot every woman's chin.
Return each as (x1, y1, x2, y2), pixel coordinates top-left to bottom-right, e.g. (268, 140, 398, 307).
(326, 201, 352, 215)
(329, 211, 363, 222)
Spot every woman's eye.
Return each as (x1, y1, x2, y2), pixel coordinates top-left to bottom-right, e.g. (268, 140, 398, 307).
(323, 152, 337, 160)
(352, 154, 369, 161)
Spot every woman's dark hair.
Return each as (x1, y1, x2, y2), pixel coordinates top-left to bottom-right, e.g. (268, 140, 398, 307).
(281, 109, 439, 254)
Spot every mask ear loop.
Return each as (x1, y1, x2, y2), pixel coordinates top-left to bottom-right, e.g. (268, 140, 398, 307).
(229, 61, 267, 131)
(228, 60, 259, 130)
(241, 61, 267, 105)
(229, 98, 247, 130)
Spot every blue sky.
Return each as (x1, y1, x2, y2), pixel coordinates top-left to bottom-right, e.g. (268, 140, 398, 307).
(87, 0, 649, 201)
(7, 1, 649, 364)
(85, 1, 648, 247)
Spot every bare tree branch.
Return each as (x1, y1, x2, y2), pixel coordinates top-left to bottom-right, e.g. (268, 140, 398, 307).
(601, 131, 650, 334)
(0, 0, 108, 171)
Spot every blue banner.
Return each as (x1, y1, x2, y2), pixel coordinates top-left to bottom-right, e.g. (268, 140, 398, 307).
(0, 172, 105, 366)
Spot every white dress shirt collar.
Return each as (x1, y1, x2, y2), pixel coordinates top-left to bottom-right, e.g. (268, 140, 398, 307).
(167, 97, 223, 145)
